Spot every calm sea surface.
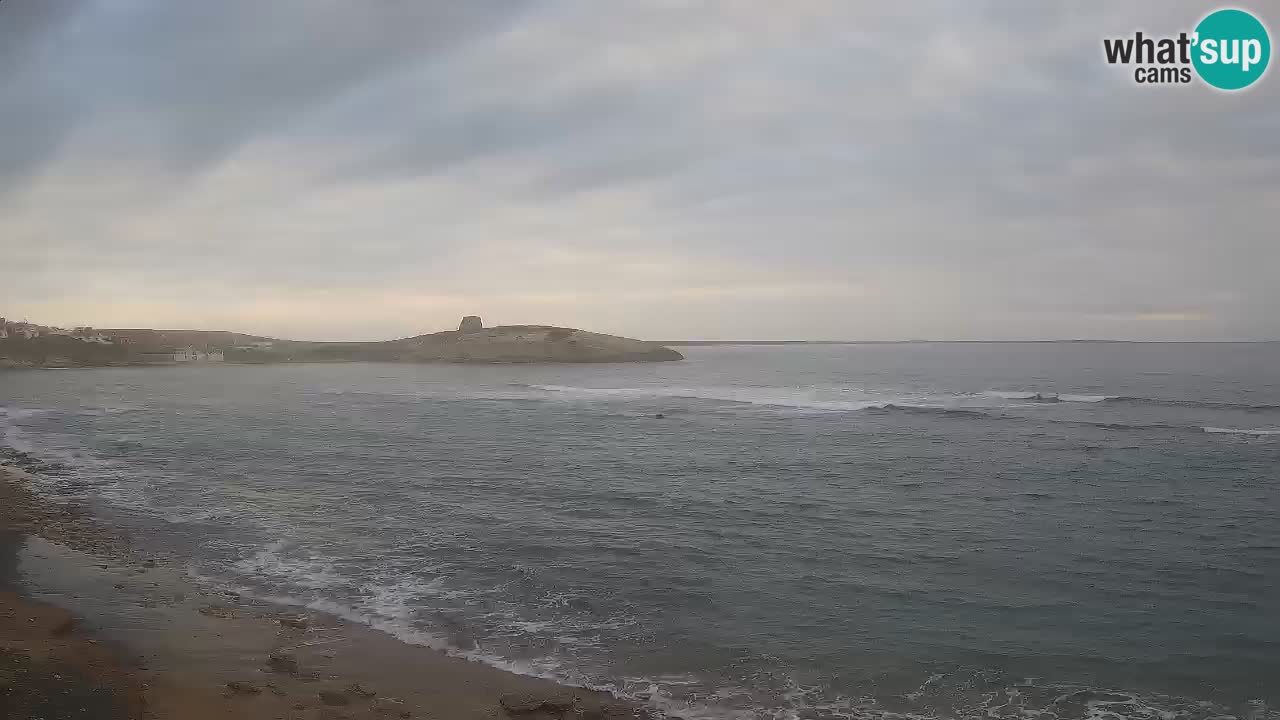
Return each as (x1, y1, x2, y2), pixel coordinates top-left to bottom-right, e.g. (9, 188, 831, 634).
(3, 343, 1278, 720)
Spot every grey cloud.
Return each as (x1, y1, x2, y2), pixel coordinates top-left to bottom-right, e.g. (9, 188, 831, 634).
(0, 0, 82, 70)
(331, 85, 658, 184)
(0, 1, 89, 191)
(2, 1, 531, 183)
(2, 0, 1278, 340)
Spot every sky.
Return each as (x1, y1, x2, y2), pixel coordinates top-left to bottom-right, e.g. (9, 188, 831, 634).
(2, 1, 1277, 342)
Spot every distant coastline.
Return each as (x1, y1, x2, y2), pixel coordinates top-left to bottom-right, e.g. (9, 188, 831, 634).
(0, 315, 682, 368)
(4, 313, 1273, 371)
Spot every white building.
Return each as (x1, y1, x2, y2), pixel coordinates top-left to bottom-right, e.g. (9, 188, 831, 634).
(141, 346, 224, 363)
(235, 340, 275, 351)
(70, 327, 114, 344)
(140, 349, 183, 363)
(139, 347, 195, 363)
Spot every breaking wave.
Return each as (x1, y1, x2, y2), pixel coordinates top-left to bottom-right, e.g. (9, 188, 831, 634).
(985, 391, 1117, 403)
(525, 386, 1280, 431)
(1108, 397, 1280, 411)
(1202, 427, 1280, 436)
(986, 392, 1280, 412)
(0, 406, 48, 453)
(528, 384, 928, 412)
(874, 404, 992, 418)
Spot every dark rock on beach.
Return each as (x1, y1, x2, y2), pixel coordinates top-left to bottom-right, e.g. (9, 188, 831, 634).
(498, 690, 635, 720)
(348, 681, 377, 698)
(500, 691, 580, 714)
(225, 680, 262, 695)
(266, 651, 299, 674)
(319, 688, 352, 706)
(197, 604, 237, 619)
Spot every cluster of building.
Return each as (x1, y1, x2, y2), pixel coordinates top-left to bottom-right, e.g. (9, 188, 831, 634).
(1, 318, 115, 344)
(1, 316, 230, 364)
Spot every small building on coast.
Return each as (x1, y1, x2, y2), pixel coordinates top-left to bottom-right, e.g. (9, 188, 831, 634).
(138, 346, 225, 364)
(71, 327, 115, 344)
(233, 340, 275, 351)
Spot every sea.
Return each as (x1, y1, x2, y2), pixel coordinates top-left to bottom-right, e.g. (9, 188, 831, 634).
(2, 342, 1278, 720)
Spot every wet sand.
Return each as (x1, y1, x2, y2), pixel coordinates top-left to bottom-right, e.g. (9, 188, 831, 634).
(1, 464, 643, 720)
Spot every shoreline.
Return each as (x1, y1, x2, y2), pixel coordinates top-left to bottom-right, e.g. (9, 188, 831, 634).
(0, 463, 645, 720)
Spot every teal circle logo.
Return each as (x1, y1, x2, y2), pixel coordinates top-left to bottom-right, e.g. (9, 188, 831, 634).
(1192, 8, 1271, 90)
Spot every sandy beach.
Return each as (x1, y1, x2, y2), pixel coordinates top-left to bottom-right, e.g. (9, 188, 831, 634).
(0, 463, 642, 720)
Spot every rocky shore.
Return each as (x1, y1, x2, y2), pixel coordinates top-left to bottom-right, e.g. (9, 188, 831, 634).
(0, 461, 648, 720)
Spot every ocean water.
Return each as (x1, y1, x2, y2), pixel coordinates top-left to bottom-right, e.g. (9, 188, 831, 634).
(2, 343, 1279, 720)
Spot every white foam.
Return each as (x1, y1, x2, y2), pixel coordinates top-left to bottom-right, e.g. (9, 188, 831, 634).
(529, 384, 931, 412)
(232, 540, 351, 591)
(79, 405, 142, 416)
(527, 385, 1125, 413)
(0, 406, 51, 453)
(3, 424, 32, 453)
(159, 508, 233, 524)
(184, 568, 603, 697)
(985, 391, 1115, 403)
(192, 553, 454, 651)
(1202, 427, 1280, 436)
(194, 547, 1260, 720)
(193, 538, 747, 717)
(0, 407, 52, 420)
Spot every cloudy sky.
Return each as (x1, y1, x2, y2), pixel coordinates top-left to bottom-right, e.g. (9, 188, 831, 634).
(2, 1, 1277, 341)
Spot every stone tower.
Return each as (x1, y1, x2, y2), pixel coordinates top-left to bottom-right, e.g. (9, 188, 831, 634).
(458, 315, 483, 333)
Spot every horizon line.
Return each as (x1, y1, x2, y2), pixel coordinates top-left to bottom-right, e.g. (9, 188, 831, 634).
(654, 339, 1280, 345)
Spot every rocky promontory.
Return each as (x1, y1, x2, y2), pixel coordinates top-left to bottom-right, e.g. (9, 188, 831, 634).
(388, 317, 683, 363)
(238, 316, 683, 364)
